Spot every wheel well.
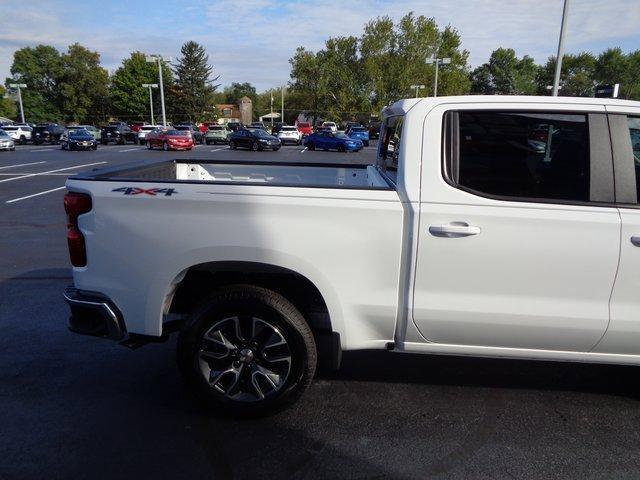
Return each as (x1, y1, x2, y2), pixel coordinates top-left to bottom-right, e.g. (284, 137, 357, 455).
(168, 262, 332, 335)
(168, 262, 340, 369)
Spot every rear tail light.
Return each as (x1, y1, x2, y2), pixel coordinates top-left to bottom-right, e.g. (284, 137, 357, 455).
(64, 192, 92, 267)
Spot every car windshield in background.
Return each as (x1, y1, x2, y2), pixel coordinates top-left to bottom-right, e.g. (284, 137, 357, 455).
(166, 130, 188, 136)
(104, 126, 118, 131)
(174, 126, 191, 130)
(281, 127, 296, 131)
(70, 129, 91, 136)
(350, 127, 366, 132)
(253, 129, 272, 138)
(0, 130, 9, 138)
(334, 133, 349, 139)
(209, 126, 224, 130)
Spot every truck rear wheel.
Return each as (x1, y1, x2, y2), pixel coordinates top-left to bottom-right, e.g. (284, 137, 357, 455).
(177, 285, 317, 415)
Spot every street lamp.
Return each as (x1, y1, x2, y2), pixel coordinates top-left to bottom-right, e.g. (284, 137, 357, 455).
(427, 57, 451, 97)
(552, 0, 570, 96)
(270, 91, 274, 131)
(281, 85, 285, 124)
(410, 84, 426, 98)
(142, 83, 158, 125)
(145, 54, 170, 126)
(9, 83, 27, 123)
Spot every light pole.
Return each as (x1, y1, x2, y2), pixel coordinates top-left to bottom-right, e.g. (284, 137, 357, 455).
(281, 85, 285, 124)
(9, 83, 27, 124)
(142, 83, 158, 125)
(410, 84, 425, 98)
(146, 54, 169, 126)
(552, 0, 570, 96)
(270, 92, 274, 131)
(427, 57, 451, 97)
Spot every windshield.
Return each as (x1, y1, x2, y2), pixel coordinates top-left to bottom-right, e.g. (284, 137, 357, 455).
(166, 130, 189, 136)
(140, 126, 155, 131)
(253, 129, 272, 138)
(2, 126, 17, 131)
(350, 127, 366, 132)
(174, 126, 191, 131)
(0, 130, 9, 138)
(70, 129, 91, 136)
(209, 126, 223, 131)
(335, 133, 349, 139)
(281, 127, 296, 131)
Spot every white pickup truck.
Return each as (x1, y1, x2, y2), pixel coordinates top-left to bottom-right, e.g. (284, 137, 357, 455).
(64, 96, 640, 413)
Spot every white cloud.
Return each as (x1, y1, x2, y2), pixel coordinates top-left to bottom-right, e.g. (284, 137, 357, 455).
(0, 0, 638, 91)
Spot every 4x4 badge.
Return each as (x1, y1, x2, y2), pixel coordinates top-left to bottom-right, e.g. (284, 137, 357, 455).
(112, 187, 177, 196)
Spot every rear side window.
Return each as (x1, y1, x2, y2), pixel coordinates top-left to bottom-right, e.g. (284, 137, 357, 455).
(447, 111, 590, 202)
(378, 116, 404, 180)
(628, 117, 640, 203)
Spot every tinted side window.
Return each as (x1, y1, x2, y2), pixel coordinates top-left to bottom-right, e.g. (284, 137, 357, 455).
(628, 117, 640, 203)
(451, 111, 590, 202)
(378, 116, 404, 182)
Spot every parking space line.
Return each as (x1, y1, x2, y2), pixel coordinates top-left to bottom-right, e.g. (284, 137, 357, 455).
(209, 148, 224, 152)
(118, 148, 140, 152)
(0, 161, 46, 170)
(6, 186, 66, 204)
(0, 162, 106, 184)
(300, 147, 307, 153)
(0, 172, 73, 176)
(28, 148, 55, 152)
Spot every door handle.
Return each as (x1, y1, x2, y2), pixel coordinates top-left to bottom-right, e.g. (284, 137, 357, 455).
(429, 222, 481, 238)
(632, 236, 640, 247)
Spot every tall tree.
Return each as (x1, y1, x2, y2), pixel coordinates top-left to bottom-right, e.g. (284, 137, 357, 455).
(223, 82, 257, 104)
(471, 48, 538, 95)
(172, 41, 219, 121)
(58, 43, 109, 123)
(110, 51, 173, 122)
(0, 85, 17, 119)
(6, 44, 63, 123)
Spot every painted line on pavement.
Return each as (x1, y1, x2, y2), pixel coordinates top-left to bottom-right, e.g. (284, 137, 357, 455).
(28, 148, 55, 152)
(0, 161, 46, 170)
(300, 147, 307, 153)
(118, 148, 140, 152)
(0, 172, 74, 176)
(209, 148, 224, 152)
(0, 162, 106, 184)
(6, 186, 66, 204)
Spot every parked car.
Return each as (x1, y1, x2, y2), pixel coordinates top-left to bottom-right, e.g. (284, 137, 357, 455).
(1, 125, 32, 144)
(33, 123, 65, 145)
(175, 124, 204, 144)
(228, 128, 281, 151)
(277, 125, 303, 145)
(343, 121, 360, 131)
(137, 125, 157, 145)
(304, 131, 363, 152)
(129, 121, 148, 133)
(63, 95, 640, 415)
(227, 122, 243, 132)
(271, 122, 284, 135)
(368, 121, 381, 140)
(61, 129, 98, 151)
(67, 125, 100, 141)
(250, 122, 266, 130)
(0, 129, 15, 151)
(345, 126, 370, 146)
(205, 125, 231, 145)
(146, 128, 194, 151)
(296, 122, 313, 136)
(101, 124, 136, 145)
(321, 121, 338, 133)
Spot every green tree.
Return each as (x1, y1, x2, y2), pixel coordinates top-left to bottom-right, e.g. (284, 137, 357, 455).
(172, 41, 219, 121)
(110, 52, 173, 122)
(6, 44, 63, 123)
(595, 48, 640, 100)
(223, 82, 257, 104)
(536, 52, 597, 97)
(58, 43, 109, 123)
(471, 48, 538, 95)
(0, 85, 17, 119)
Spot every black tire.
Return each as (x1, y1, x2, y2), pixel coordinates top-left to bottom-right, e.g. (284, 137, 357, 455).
(337, 144, 345, 152)
(364, 141, 369, 147)
(229, 140, 236, 150)
(307, 142, 315, 151)
(93, 145, 98, 150)
(118, 137, 125, 145)
(163, 141, 168, 151)
(273, 147, 280, 151)
(101, 141, 107, 145)
(20, 136, 27, 145)
(61, 143, 66, 150)
(147, 142, 153, 150)
(205, 140, 210, 145)
(177, 285, 317, 415)
(252, 141, 259, 152)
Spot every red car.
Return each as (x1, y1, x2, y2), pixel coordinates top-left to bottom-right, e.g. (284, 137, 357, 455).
(296, 121, 312, 136)
(198, 121, 218, 134)
(129, 121, 148, 133)
(146, 128, 194, 151)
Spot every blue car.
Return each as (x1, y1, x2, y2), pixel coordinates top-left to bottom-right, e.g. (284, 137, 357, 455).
(304, 131, 363, 152)
(346, 126, 370, 146)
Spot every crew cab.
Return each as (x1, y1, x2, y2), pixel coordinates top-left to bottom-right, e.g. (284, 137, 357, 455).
(64, 96, 640, 414)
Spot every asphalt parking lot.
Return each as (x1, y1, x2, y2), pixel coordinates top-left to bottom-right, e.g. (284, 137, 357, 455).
(2, 141, 640, 480)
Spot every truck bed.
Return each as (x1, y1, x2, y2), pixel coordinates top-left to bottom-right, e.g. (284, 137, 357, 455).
(73, 159, 392, 190)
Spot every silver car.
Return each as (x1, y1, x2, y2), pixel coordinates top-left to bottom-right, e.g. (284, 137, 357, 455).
(0, 129, 16, 151)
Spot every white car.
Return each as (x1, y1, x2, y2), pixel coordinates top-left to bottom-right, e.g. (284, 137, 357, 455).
(321, 121, 337, 133)
(1, 125, 31, 144)
(137, 125, 157, 144)
(0, 129, 15, 150)
(277, 125, 302, 145)
(64, 95, 640, 414)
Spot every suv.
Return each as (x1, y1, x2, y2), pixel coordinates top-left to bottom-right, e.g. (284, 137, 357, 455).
(174, 124, 204, 144)
(1, 125, 32, 144)
(33, 124, 64, 145)
(204, 124, 231, 145)
(277, 125, 303, 145)
(101, 123, 136, 145)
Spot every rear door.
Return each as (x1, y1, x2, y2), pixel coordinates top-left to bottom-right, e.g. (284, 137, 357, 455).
(596, 112, 640, 354)
(412, 104, 621, 352)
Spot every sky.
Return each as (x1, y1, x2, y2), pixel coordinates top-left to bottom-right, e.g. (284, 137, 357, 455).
(1, 0, 639, 91)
